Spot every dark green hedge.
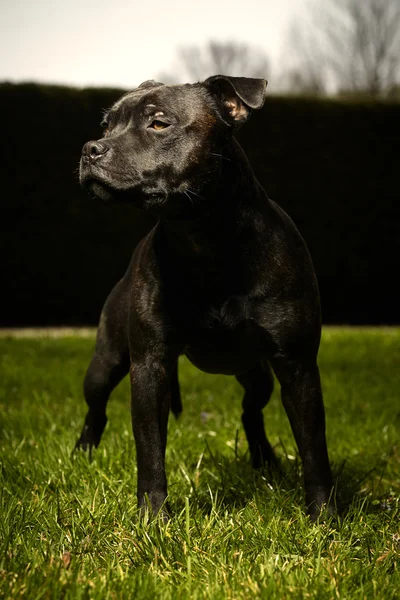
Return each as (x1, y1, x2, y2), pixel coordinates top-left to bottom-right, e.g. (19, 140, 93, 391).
(1, 83, 399, 325)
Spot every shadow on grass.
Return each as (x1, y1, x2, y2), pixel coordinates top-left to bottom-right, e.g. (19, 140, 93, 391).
(170, 442, 396, 519)
(332, 452, 398, 516)
(170, 442, 303, 516)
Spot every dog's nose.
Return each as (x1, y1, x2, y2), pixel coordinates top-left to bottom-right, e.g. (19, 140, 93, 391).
(81, 141, 109, 163)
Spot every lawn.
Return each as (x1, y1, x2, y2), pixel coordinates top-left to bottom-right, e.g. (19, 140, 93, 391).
(0, 329, 399, 599)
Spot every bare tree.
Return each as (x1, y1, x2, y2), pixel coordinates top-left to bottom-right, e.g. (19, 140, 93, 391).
(159, 41, 270, 84)
(285, 0, 400, 96)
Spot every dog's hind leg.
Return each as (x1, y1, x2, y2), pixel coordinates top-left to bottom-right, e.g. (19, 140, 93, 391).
(236, 362, 279, 470)
(271, 357, 333, 519)
(75, 281, 130, 453)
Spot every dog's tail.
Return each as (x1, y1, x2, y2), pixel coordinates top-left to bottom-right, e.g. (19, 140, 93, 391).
(171, 393, 183, 419)
(170, 364, 182, 419)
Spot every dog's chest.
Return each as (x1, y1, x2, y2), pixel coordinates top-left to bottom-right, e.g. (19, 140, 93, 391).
(183, 296, 266, 375)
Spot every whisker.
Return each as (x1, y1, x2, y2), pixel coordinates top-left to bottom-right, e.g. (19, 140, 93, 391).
(210, 152, 231, 162)
(186, 188, 205, 200)
(184, 191, 194, 207)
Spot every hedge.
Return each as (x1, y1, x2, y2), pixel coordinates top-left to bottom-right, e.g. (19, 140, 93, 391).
(1, 83, 399, 325)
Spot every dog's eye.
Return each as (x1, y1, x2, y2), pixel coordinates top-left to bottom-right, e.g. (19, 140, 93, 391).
(100, 120, 109, 135)
(149, 120, 170, 131)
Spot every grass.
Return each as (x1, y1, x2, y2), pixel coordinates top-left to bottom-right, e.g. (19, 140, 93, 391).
(0, 328, 399, 599)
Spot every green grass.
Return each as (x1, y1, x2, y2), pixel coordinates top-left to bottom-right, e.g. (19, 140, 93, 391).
(0, 329, 399, 599)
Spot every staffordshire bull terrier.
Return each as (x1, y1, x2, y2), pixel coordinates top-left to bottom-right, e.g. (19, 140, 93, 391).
(76, 75, 334, 521)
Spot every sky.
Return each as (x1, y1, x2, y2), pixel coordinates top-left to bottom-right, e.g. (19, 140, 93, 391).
(0, 0, 308, 90)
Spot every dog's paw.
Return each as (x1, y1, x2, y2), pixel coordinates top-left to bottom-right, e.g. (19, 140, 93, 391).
(308, 498, 337, 523)
(251, 446, 282, 475)
(138, 492, 170, 523)
(73, 413, 107, 455)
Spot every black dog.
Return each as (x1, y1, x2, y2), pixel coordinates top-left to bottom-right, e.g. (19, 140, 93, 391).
(77, 75, 333, 520)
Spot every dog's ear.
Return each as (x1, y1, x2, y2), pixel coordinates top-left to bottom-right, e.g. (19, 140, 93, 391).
(205, 75, 268, 126)
(138, 80, 165, 90)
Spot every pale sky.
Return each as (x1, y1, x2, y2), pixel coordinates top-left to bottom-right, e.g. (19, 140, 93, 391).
(0, 0, 308, 90)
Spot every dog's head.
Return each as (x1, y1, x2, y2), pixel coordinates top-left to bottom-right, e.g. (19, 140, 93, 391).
(79, 75, 267, 212)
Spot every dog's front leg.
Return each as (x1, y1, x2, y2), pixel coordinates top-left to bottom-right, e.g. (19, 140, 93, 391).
(272, 357, 334, 520)
(130, 358, 172, 519)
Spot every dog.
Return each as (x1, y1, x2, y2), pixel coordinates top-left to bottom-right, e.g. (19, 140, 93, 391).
(76, 75, 334, 521)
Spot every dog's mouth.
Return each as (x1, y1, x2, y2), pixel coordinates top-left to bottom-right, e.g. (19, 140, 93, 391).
(80, 168, 168, 210)
(90, 180, 117, 203)
(79, 162, 206, 214)
(79, 172, 115, 202)
(80, 160, 137, 203)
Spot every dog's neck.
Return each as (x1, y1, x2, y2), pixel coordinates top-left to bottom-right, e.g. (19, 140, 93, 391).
(162, 140, 266, 236)
(155, 139, 270, 268)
